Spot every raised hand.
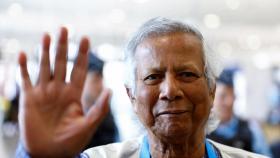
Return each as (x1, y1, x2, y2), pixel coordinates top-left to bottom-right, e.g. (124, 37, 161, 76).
(18, 28, 111, 158)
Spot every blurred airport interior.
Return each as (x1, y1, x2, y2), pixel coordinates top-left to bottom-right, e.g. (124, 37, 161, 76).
(0, 0, 280, 157)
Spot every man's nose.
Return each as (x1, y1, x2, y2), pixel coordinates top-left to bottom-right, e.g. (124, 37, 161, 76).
(159, 75, 183, 101)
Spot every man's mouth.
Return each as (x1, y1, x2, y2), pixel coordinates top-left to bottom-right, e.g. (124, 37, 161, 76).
(156, 110, 190, 117)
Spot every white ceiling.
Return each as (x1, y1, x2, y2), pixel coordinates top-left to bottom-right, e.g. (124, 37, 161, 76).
(0, 0, 280, 66)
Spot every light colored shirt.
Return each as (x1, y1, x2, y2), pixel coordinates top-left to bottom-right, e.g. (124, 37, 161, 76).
(83, 136, 268, 158)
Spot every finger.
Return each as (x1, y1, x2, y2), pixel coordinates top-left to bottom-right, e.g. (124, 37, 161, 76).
(70, 37, 89, 94)
(18, 52, 32, 90)
(54, 27, 68, 81)
(85, 89, 111, 129)
(38, 34, 51, 84)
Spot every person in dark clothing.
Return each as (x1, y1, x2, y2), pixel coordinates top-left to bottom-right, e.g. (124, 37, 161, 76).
(81, 51, 118, 149)
(3, 89, 19, 124)
(208, 116, 253, 151)
(207, 68, 272, 156)
(270, 141, 280, 158)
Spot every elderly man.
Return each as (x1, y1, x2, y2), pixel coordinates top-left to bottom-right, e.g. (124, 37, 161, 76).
(17, 18, 267, 158)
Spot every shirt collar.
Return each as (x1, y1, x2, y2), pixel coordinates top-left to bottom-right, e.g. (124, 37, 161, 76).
(140, 136, 218, 158)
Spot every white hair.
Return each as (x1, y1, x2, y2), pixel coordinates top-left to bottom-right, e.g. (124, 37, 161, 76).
(124, 17, 222, 134)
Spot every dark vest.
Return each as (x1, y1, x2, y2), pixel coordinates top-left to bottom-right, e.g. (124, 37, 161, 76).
(84, 110, 118, 149)
(207, 119, 253, 152)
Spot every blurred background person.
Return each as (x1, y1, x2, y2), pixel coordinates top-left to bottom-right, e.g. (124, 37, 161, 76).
(270, 140, 280, 158)
(0, 68, 20, 158)
(267, 66, 280, 125)
(267, 66, 280, 158)
(2, 84, 19, 130)
(81, 51, 119, 149)
(207, 67, 272, 157)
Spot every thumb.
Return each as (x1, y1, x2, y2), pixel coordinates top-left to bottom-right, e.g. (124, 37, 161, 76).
(85, 88, 112, 130)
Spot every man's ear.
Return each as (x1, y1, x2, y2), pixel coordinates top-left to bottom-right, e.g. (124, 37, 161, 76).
(125, 85, 135, 103)
(210, 84, 216, 99)
(125, 85, 138, 113)
(209, 84, 216, 108)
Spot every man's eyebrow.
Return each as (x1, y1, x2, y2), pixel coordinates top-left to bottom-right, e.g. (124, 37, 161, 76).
(173, 63, 202, 72)
(145, 67, 166, 73)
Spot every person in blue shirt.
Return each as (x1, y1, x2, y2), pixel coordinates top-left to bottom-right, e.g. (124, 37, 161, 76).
(207, 68, 272, 157)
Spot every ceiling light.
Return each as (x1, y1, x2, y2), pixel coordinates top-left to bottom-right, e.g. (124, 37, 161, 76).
(203, 14, 221, 29)
(7, 3, 23, 17)
(226, 0, 240, 10)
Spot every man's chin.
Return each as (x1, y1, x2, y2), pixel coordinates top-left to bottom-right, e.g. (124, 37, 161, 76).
(153, 125, 192, 144)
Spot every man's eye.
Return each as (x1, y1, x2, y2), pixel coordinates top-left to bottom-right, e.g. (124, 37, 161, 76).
(178, 72, 199, 82)
(143, 74, 162, 84)
(180, 72, 198, 77)
(144, 74, 161, 81)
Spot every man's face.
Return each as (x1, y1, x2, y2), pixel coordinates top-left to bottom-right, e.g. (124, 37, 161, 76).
(81, 72, 103, 111)
(129, 33, 214, 143)
(213, 83, 234, 123)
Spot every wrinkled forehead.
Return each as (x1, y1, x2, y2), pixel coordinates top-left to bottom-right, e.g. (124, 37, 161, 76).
(136, 32, 203, 53)
(134, 33, 205, 69)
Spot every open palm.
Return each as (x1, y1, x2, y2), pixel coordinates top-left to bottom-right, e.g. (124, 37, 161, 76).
(18, 28, 110, 158)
